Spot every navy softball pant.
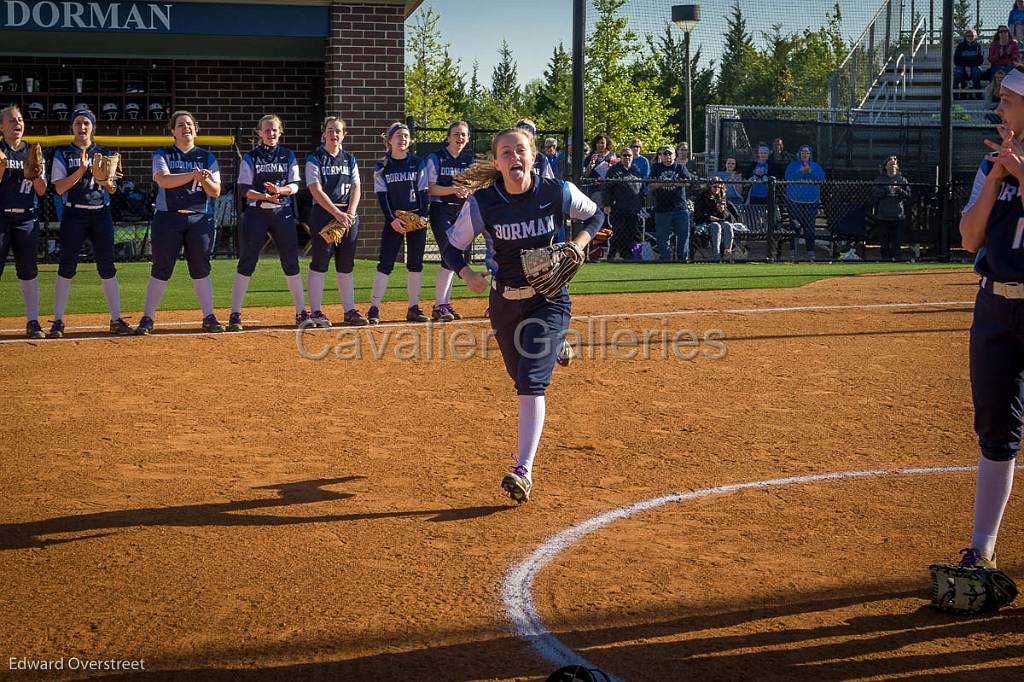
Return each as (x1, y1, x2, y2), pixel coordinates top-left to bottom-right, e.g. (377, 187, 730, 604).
(430, 203, 470, 271)
(308, 209, 359, 274)
(0, 215, 39, 280)
(970, 285, 1024, 462)
(489, 283, 571, 396)
(149, 211, 214, 281)
(58, 206, 116, 279)
(377, 219, 426, 275)
(236, 206, 300, 277)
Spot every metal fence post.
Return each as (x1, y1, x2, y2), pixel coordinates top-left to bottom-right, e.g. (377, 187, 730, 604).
(767, 177, 778, 262)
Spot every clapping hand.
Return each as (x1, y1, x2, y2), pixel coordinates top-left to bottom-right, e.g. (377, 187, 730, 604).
(984, 124, 1024, 180)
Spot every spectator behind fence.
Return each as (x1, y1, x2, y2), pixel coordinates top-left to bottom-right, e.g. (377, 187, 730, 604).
(693, 179, 744, 262)
(872, 155, 911, 261)
(603, 146, 644, 261)
(767, 137, 792, 178)
(747, 145, 771, 205)
(988, 26, 1020, 78)
(543, 137, 562, 179)
(784, 144, 826, 261)
(649, 145, 691, 262)
(676, 141, 691, 171)
(629, 138, 651, 180)
(714, 157, 745, 204)
(955, 28, 985, 92)
(1010, 0, 1024, 43)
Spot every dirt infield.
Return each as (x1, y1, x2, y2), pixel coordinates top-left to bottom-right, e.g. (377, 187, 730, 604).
(2, 268, 1022, 681)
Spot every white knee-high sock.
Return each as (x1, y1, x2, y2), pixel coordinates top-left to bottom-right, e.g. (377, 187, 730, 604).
(191, 276, 214, 317)
(100, 277, 121, 320)
(971, 455, 1016, 559)
(337, 272, 355, 311)
(53, 275, 72, 320)
(231, 274, 251, 314)
(370, 271, 389, 307)
(407, 271, 423, 306)
(308, 270, 325, 312)
(20, 278, 39, 321)
(517, 395, 546, 477)
(285, 274, 305, 312)
(435, 268, 455, 305)
(144, 277, 169, 318)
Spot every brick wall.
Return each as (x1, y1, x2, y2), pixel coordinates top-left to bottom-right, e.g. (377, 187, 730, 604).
(325, 1, 406, 259)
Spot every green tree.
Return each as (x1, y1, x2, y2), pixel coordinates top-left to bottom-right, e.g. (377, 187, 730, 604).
(535, 43, 573, 132)
(491, 40, 521, 109)
(953, 0, 973, 36)
(405, 8, 459, 139)
(642, 24, 716, 147)
(715, 1, 760, 104)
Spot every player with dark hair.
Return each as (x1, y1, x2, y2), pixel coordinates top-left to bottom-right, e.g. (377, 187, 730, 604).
(305, 116, 365, 327)
(0, 105, 47, 337)
(368, 122, 429, 324)
(135, 110, 223, 335)
(443, 127, 603, 503)
(426, 120, 474, 322)
(229, 114, 307, 331)
(952, 65, 1024, 572)
(48, 108, 130, 337)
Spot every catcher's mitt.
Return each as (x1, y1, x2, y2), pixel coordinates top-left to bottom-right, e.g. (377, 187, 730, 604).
(91, 152, 121, 183)
(319, 218, 350, 246)
(520, 241, 585, 300)
(394, 209, 427, 232)
(930, 563, 1019, 614)
(22, 143, 43, 181)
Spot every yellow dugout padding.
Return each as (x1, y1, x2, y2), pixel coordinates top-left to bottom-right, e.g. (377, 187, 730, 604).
(22, 135, 236, 148)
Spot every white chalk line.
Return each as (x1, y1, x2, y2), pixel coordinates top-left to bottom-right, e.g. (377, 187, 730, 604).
(502, 464, 1001, 679)
(0, 300, 974, 346)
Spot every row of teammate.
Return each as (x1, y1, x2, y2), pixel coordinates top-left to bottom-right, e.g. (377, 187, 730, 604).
(0, 108, 508, 337)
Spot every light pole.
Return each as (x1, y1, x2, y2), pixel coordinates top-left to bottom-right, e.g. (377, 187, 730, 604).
(672, 4, 700, 154)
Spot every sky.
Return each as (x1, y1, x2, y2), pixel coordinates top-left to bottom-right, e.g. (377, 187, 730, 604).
(408, 0, 1012, 88)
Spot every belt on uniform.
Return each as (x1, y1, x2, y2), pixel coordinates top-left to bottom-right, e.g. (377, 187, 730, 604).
(2, 208, 26, 213)
(257, 201, 284, 210)
(176, 209, 202, 214)
(981, 276, 1024, 299)
(492, 279, 537, 301)
(69, 203, 105, 210)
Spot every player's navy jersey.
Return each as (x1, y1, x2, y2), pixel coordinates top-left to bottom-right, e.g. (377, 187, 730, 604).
(964, 156, 1024, 282)
(51, 142, 110, 207)
(152, 145, 220, 213)
(237, 144, 300, 207)
(448, 177, 599, 287)
(305, 146, 359, 211)
(0, 139, 43, 211)
(426, 147, 474, 207)
(373, 154, 428, 222)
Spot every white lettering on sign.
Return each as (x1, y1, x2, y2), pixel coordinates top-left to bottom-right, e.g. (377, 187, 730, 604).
(3, 1, 172, 31)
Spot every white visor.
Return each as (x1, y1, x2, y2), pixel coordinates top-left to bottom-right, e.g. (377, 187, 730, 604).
(1002, 68, 1024, 96)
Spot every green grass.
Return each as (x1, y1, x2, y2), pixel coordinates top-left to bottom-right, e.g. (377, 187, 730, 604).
(0, 258, 970, 318)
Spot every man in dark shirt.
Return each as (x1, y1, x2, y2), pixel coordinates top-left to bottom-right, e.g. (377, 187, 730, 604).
(649, 145, 692, 262)
(604, 146, 645, 260)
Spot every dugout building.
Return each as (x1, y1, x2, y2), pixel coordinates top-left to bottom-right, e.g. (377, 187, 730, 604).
(0, 0, 421, 258)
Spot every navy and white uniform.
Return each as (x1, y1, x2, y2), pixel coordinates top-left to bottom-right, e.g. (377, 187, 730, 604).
(306, 145, 360, 274)
(0, 139, 43, 281)
(426, 145, 474, 268)
(150, 145, 219, 281)
(51, 142, 116, 279)
(373, 154, 428, 274)
(236, 144, 301, 277)
(444, 177, 603, 395)
(964, 156, 1024, 462)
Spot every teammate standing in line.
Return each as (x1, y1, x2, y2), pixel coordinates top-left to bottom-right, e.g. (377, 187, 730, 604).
(229, 114, 307, 331)
(443, 127, 603, 504)
(426, 120, 474, 322)
(135, 111, 224, 335)
(368, 122, 429, 325)
(305, 116, 367, 327)
(950, 65, 1024, 570)
(0, 105, 47, 338)
(48, 109, 130, 337)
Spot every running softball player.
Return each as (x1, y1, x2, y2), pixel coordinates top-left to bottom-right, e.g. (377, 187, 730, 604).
(426, 120, 474, 322)
(0, 105, 47, 338)
(48, 108, 130, 337)
(229, 114, 306, 331)
(368, 122, 430, 324)
(135, 110, 223, 335)
(442, 127, 603, 503)
(305, 116, 366, 327)
(949, 65, 1024, 570)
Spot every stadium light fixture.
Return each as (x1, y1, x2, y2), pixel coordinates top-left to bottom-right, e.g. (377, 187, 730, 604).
(672, 4, 700, 157)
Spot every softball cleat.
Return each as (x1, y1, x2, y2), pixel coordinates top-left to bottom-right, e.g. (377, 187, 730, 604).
(501, 465, 532, 504)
